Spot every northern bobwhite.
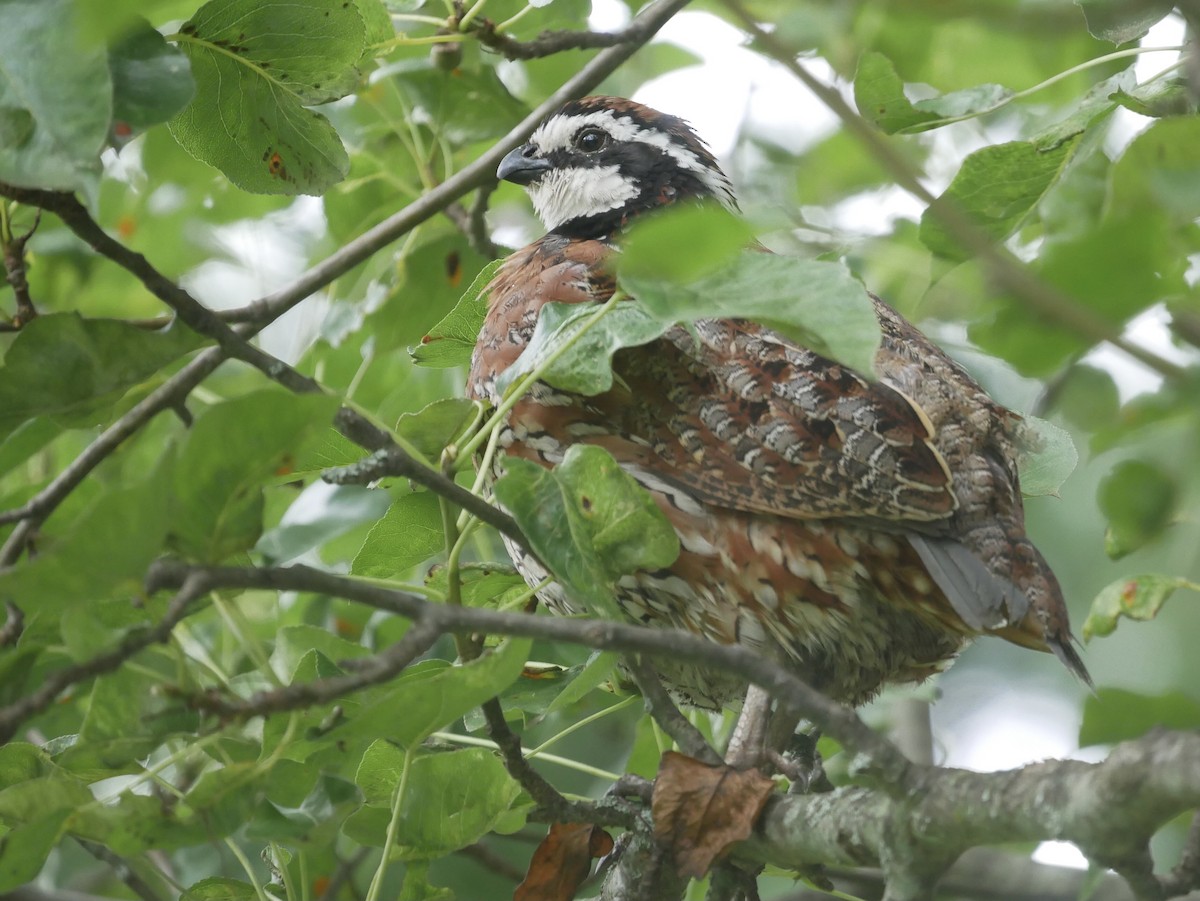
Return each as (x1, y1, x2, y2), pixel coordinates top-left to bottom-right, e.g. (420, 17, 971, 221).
(467, 96, 1089, 707)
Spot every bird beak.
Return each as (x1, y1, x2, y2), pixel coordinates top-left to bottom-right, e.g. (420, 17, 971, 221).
(497, 144, 552, 185)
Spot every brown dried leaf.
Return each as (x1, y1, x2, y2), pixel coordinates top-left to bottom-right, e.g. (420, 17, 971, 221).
(514, 821, 614, 901)
(651, 750, 776, 878)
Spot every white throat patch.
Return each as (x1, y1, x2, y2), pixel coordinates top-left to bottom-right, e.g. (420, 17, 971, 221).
(527, 164, 640, 231)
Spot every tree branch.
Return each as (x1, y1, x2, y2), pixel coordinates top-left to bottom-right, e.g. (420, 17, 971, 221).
(718, 0, 1188, 384)
(472, 20, 642, 60)
(745, 730, 1200, 900)
(142, 559, 913, 789)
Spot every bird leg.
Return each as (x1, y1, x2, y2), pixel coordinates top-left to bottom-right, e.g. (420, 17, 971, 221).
(724, 683, 773, 769)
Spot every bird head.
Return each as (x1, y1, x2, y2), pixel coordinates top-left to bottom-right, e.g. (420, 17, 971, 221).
(497, 96, 738, 239)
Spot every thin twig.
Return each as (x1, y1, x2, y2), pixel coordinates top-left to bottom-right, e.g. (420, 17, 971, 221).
(325, 408, 529, 546)
(625, 655, 720, 765)
(76, 839, 166, 901)
(473, 20, 642, 60)
(182, 616, 443, 718)
(0, 574, 210, 744)
(0, 601, 23, 647)
(718, 0, 1188, 383)
(479, 697, 612, 824)
(1, 208, 40, 326)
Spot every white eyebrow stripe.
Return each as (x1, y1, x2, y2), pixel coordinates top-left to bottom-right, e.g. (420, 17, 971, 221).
(530, 110, 738, 210)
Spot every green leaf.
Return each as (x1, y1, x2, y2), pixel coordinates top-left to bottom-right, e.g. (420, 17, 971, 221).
(493, 445, 680, 620)
(0, 0, 111, 192)
(395, 398, 481, 462)
(0, 418, 62, 479)
(620, 204, 754, 284)
(169, 391, 340, 562)
(351, 491, 444, 579)
(1109, 117, 1200, 223)
(1111, 78, 1197, 119)
(919, 138, 1079, 261)
(0, 456, 172, 613)
(256, 484, 392, 564)
(1096, 459, 1177, 559)
(395, 67, 528, 146)
(182, 878, 260, 901)
(1050, 365, 1120, 432)
(622, 252, 881, 376)
(1082, 573, 1198, 641)
(270, 624, 371, 682)
(853, 51, 1011, 136)
(412, 258, 505, 368)
(373, 233, 492, 353)
(354, 0, 395, 46)
(1081, 688, 1200, 749)
(1075, 0, 1174, 43)
(0, 744, 53, 790)
(341, 637, 532, 747)
(108, 19, 196, 134)
(350, 745, 525, 858)
(854, 51, 940, 134)
(495, 301, 671, 398)
(423, 564, 528, 608)
(0, 315, 204, 443)
(169, 0, 365, 195)
(1014, 415, 1078, 497)
(546, 651, 619, 713)
(0, 809, 72, 892)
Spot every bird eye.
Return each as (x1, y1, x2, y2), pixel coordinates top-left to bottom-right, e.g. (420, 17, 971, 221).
(574, 128, 609, 153)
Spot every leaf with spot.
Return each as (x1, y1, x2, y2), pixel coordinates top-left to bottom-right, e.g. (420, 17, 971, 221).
(493, 445, 680, 620)
(1082, 573, 1198, 641)
(413, 259, 505, 368)
(168, 0, 365, 194)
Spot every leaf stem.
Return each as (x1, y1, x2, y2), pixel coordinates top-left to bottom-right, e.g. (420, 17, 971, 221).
(430, 731, 623, 781)
(366, 743, 417, 901)
(922, 45, 1187, 128)
(525, 694, 639, 757)
(456, 291, 626, 461)
(457, 0, 492, 31)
